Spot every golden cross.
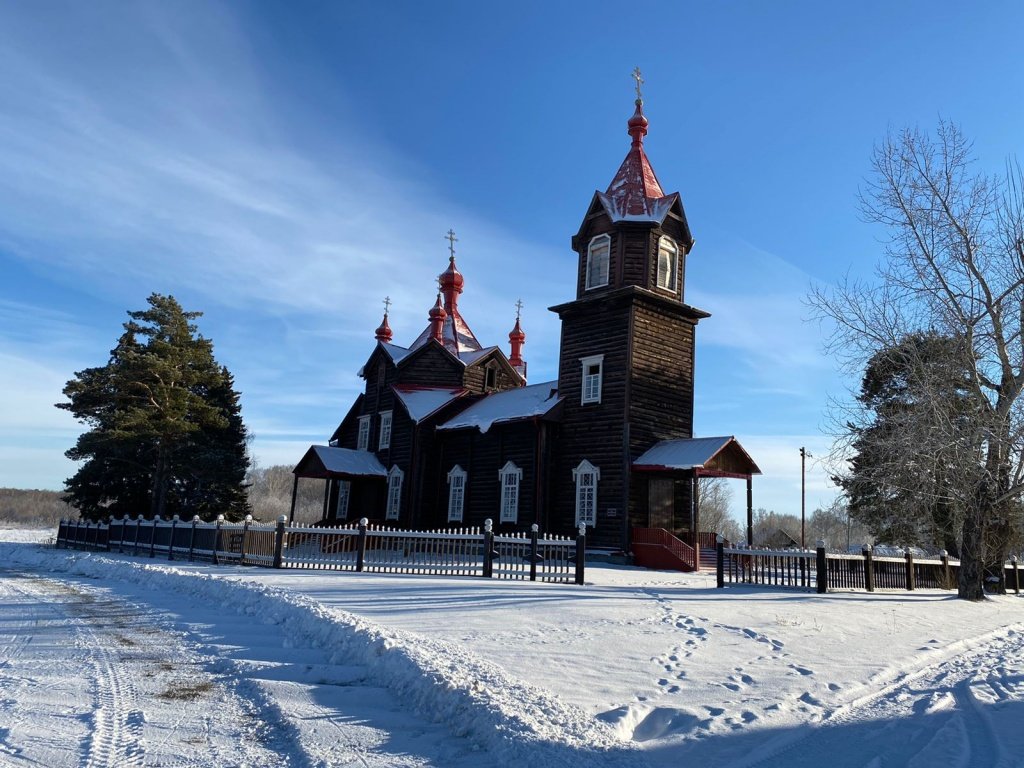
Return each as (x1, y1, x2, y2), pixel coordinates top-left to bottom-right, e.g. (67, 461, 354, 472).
(515, 298, 523, 320)
(383, 296, 391, 315)
(444, 229, 458, 259)
(632, 66, 644, 101)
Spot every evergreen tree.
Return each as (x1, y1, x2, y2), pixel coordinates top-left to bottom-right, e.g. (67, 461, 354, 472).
(59, 294, 251, 521)
(837, 332, 978, 556)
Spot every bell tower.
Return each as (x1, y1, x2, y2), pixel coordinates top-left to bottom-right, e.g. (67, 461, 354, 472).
(549, 72, 710, 548)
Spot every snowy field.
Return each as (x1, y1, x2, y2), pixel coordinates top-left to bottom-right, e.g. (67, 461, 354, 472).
(1, 528, 1023, 767)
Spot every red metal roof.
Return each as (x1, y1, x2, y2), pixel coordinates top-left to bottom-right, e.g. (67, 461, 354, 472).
(598, 100, 679, 223)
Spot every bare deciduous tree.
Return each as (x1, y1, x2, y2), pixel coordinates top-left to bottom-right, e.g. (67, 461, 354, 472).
(811, 121, 1024, 599)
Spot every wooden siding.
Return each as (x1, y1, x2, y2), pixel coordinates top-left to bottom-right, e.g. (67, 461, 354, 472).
(398, 343, 464, 388)
(627, 299, 696, 455)
(552, 297, 633, 548)
(430, 421, 543, 532)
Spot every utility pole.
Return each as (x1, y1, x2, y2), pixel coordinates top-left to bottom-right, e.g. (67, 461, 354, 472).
(800, 447, 809, 549)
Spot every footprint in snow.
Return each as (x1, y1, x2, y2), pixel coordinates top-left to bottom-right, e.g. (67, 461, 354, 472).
(789, 664, 814, 676)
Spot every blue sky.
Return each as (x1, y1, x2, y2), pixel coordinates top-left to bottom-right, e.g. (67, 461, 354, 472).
(2, 2, 1022, 523)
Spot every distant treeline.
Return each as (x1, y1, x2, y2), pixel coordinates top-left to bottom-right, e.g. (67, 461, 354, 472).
(0, 467, 333, 528)
(0, 488, 74, 527)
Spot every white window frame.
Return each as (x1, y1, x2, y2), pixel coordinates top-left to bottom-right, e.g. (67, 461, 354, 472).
(386, 466, 403, 520)
(335, 479, 351, 519)
(580, 354, 604, 405)
(573, 459, 600, 527)
(357, 415, 371, 451)
(447, 465, 467, 522)
(657, 235, 678, 292)
(378, 410, 393, 450)
(498, 461, 522, 524)
(585, 233, 610, 290)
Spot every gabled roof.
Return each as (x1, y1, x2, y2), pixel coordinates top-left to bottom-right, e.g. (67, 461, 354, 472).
(438, 381, 561, 434)
(393, 385, 468, 423)
(633, 436, 761, 476)
(293, 445, 387, 480)
(357, 342, 412, 377)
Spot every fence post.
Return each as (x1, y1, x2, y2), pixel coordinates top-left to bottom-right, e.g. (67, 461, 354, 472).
(106, 515, 115, 551)
(239, 514, 252, 564)
(188, 516, 199, 562)
(133, 515, 143, 555)
(356, 518, 368, 572)
(117, 514, 129, 553)
(1012, 555, 1020, 595)
(273, 515, 287, 569)
(148, 516, 160, 558)
(575, 523, 586, 586)
(940, 549, 951, 590)
(213, 515, 224, 565)
(529, 524, 540, 582)
(483, 519, 494, 578)
(168, 515, 178, 561)
(716, 534, 725, 589)
(863, 545, 875, 592)
(905, 547, 915, 591)
(816, 540, 827, 594)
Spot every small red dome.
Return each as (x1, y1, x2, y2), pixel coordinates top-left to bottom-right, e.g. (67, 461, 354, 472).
(439, 256, 464, 297)
(428, 294, 447, 320)
(627, 100, 648, 147)
(374, 313, 393, 343)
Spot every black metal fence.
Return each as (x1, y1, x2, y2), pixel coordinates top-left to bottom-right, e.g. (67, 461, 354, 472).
(716, 540, 1022, 595)
(55, 515, 586, 585)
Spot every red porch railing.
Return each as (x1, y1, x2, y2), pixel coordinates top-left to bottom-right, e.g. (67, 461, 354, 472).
(631, 527, 698, 572)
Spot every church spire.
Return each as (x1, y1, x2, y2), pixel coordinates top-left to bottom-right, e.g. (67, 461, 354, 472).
(598, 68, 673, 221)
(374, 296, 393, 343)
(508, 299, 526, 381)
(439, 229, 464, 313)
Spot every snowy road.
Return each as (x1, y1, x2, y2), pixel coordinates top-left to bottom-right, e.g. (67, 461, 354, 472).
(0, 567, 501, 767)
(0, 533, 1022, 767)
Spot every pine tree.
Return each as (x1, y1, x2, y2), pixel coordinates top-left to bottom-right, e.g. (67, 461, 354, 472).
(59, 294, 251, 521)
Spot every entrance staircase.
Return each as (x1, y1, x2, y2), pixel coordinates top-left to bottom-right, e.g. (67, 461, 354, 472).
(631, 529, 730, 573)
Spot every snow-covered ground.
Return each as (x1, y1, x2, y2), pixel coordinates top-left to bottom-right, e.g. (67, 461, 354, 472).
(1, 528, 1022, 767)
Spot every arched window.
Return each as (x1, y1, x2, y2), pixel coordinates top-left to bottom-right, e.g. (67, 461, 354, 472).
(586, 234, 610, 290)
(572, 460, 600, 527)
(447, 465, 467, 522)
(498, 461, 522, 523)
(657, 236, 677, 291)
(386, 466, 403, 520)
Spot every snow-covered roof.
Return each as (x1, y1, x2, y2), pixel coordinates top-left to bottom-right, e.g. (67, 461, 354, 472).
(293, 445, 387, 479)
(633, 436, 761, 475)
(358, 342, 412, 377)
(393, 386, 467, 423)
(438, 381, 560, 434)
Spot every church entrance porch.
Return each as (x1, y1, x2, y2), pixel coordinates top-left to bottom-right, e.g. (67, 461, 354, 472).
(631, 436, 761, 571)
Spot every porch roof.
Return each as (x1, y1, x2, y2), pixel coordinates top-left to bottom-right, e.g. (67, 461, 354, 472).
(633, 436, 761, 477)
(293, 445, 387, 480)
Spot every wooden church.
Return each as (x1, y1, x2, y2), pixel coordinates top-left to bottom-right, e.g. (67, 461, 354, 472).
(293, 80, 760, 557)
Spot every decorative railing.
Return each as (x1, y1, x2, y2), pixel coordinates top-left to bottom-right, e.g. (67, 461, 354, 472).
(716, 540, 1022, 595)
(631, 527, 697, 571)
(55, 515, 586, 585)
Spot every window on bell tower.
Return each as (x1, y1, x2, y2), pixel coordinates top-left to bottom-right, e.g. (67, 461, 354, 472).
(657, 236, 677, 292)
(586, 234, 610, 290)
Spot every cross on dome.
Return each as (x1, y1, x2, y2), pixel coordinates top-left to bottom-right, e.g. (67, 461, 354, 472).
(515, 298, 523, 320)
(632, 66, 644, 102)
(444, 229, 458, 259)
(383, 296, 392, 315)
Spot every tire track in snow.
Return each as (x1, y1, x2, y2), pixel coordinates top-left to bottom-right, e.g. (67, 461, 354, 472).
(736, 626, 1024, 768)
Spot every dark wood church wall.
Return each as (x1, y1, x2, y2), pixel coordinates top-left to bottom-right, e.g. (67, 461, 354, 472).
(627, 301, 696, 457)
(398, 346, 464, 388)
(430, 421, 540, 530)
(552, 298, 633, 548)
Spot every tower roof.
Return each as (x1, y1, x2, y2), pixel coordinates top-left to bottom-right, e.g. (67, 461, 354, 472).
(409, 237, 483, 356)
(597, 99, 679, 223)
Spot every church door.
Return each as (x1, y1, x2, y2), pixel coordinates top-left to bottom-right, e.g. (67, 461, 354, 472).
(648, 478, 674, 529)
